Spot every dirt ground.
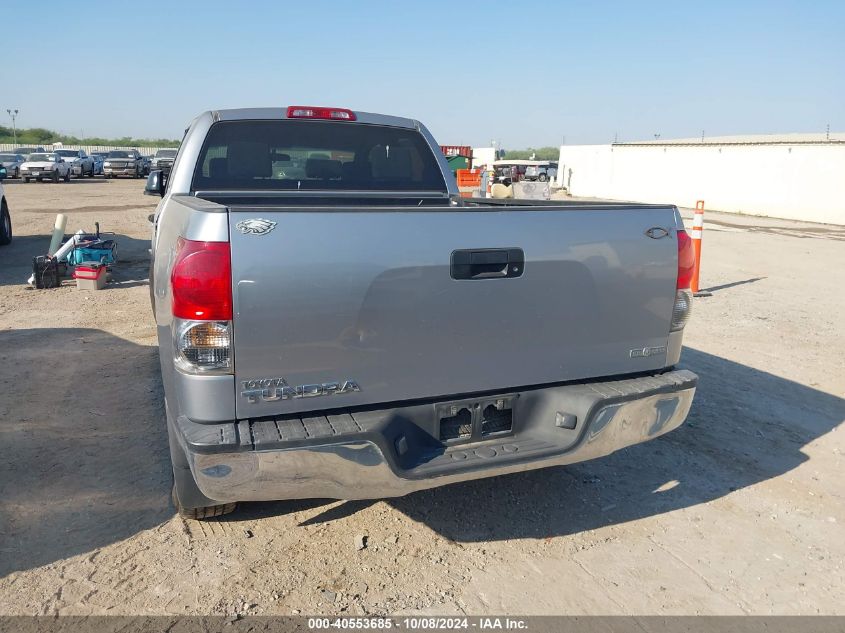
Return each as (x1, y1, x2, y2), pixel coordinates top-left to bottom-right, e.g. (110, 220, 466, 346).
(0, 178, 843, 616)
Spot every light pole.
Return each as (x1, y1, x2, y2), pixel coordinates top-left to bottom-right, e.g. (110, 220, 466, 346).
(6, 109, 18, 147)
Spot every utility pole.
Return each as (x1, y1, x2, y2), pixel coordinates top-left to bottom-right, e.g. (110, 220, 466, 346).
(6, 109, 18, 147)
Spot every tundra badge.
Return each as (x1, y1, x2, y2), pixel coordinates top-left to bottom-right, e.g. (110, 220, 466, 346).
(241, 378, 361, 403)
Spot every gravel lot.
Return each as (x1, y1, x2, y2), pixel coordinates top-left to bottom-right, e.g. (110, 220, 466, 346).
(0, 178, 843, 616)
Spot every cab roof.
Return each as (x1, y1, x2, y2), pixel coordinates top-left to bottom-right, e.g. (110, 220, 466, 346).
(210, 107, 419, 130)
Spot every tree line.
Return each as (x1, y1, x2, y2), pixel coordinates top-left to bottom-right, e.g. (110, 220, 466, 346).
(501, 146, 560, 160)
(0, 125, 180, 147)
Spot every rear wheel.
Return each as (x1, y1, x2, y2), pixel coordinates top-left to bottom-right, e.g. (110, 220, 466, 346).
(0, 202, 12, 246)
(173, 485, 237, 520)
(538, 173, 547, 182)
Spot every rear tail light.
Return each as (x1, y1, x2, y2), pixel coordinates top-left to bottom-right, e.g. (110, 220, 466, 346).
(171, 238, 232, 320)
(171, 238, 233, 373)
(671, 288, 693, 331)
(286, 105, 356, 121)
(175, 320, 231, 372)
(676, 229, 695, 290)
(672, 229, 695, 331)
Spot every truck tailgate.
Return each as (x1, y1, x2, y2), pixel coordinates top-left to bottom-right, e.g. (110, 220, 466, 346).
(229, 206, 679, 419)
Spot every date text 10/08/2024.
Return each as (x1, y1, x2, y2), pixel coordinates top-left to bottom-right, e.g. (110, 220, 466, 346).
(307, 617, 528, 630)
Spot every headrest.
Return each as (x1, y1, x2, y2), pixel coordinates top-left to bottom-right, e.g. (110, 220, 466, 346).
(209, 157, 228, 179)
(227, 141, 271, 178)
(370, 145, 412, 180)
(305, 158, 342, 179)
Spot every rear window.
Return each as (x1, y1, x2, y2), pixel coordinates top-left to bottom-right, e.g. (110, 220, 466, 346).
(192, 120, 447, 192)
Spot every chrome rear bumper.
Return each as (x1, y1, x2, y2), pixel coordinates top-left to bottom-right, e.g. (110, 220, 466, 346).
(174, 370, 697, 503)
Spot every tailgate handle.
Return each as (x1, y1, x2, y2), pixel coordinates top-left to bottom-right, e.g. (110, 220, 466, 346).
(451, 248, 524, 280)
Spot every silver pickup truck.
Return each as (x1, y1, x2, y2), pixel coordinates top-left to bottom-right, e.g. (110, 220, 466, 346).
(146, 106, 698, 519)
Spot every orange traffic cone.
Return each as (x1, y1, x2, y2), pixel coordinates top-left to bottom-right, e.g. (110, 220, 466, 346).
(690, 201, 711, 297)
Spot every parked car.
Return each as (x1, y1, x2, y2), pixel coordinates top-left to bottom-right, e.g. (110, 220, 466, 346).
(19, 152, 72, 182)
(146, 105, 698, 519)
(103, 149, 144, 178)
(494, 164, 527, 185)
(524, 162, 558, 182)
(91, 152, 108, 175)
(0, 176, 11, 245)
(151, 148, 178, 175)
(0, 153, 26, 179)
(12, 146, 45, 159)
(54, 149, 96, 178)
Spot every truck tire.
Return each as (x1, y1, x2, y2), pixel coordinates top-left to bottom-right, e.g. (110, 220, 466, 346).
(538, 173, 547, 182)
(0, 202, 12, 245)
(168, 422, 237, 520)
(173, 485, 237, 520)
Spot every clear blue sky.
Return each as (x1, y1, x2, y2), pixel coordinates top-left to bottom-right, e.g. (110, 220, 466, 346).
(2, 0, 843, 148)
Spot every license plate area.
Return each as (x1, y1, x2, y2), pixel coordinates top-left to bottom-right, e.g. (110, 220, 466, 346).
(435, 394, 517, 445)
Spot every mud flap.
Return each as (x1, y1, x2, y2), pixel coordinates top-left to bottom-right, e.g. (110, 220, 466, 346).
(168, 418, 222, 510)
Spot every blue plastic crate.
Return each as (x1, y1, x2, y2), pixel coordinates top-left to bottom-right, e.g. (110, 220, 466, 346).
(68, 240, 117, 265)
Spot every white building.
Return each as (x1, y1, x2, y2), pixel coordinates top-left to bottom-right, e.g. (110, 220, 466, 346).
(471, 147, 497, 170)
(557, 133, 845, 225)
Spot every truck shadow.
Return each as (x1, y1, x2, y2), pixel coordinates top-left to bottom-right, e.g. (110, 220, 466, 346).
(291, 347, 845, 542)
(0, 233, 150, 288)
(0, 328, 171, 578)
